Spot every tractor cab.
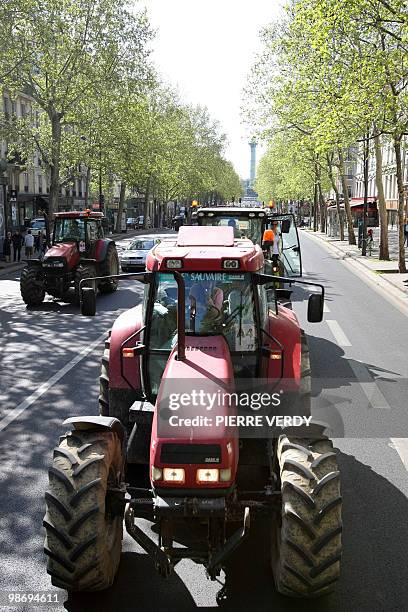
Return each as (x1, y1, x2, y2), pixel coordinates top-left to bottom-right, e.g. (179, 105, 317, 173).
(52, 210, 105, 257)
(196, 207, 302, 278)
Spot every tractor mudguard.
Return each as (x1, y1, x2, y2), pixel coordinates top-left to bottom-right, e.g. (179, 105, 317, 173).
(267, 305, 302, 386)
(94, 238, 115, 263)
(63, 415, 125, 443)
(79, 258, 97, 264)
(109, 305, 143, 390)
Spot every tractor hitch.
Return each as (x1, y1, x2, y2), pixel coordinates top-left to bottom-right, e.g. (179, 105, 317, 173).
(206, 506, 250, 579)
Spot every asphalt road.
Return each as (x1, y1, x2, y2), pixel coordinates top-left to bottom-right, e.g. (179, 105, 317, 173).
(0, 229, 407, 611)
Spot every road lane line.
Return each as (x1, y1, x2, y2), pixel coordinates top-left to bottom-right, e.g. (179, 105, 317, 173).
(390, 439, 408, 471)
(326, 320, 352, 346)
(349, 361, 391, 410)
(323, 302, 331, 313)
(0, 332, 107, 434)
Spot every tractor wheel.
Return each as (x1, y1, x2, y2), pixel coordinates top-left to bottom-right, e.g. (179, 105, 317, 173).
(300, 331, 311, 417)
(272, 435, 342, 598)
(20, 266, 45, 306)
(98, 244, 119, 294)
(74, 265, 96, 304)
(99, 336, 142, 430)
(44, 429, 124, 592)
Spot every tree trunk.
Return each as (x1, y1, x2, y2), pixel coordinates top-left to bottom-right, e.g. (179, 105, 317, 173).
(84, 166, 91, 208)
(326, 155, 344, 240)
(143, 176, 151, 229)
(115, 181, 126, 234)
(338, 148, 356, 245)
(393, 135, 407, 273)
(318, 183, 326, 233)
(49, 113, 61, 217)
(374, 133, 389, 260)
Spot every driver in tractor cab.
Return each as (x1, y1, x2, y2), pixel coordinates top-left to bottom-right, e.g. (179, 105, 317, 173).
(189, 279, 224, 332)
(271, 220, 281, 266)
(66, 219, 81, 241)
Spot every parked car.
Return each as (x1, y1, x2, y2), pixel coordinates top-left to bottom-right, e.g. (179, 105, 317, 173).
(120, 237, 159, 271)
(127, 218, 137, 229)
(29, 218, 46, 237)
(137, 215, 144, 229)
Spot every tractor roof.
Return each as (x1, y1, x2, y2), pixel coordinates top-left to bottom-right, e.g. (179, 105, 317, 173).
(146, 226, 264, 272)
(53, 210, 104, 219)
(197, 207, 268, 218)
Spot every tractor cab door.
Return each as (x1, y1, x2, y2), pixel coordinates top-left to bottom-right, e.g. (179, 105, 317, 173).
(267, 213, 302, 277)
(84, 219, 101, 258)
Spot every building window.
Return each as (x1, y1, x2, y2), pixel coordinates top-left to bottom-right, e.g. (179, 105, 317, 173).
(38, 175, 43, 194)
(21, 103, 26, 118)
(3, 97, 9, 117)
(11, 101, 16, 115)
(23, 172, 29, 192)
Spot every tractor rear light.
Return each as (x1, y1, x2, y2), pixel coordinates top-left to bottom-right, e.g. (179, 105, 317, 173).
(222, 259, 240, 269)
(122, 347, 134, 358)
(196, 468, 219, 483)
(163, 468, 185, 483)
(270, 351, 282, 360)
(220, 468, 232, 482)
(151, 466, 163, 481)
(166, 259, 183, 269)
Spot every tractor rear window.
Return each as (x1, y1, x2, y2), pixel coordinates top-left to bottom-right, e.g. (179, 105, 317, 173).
(198, 216, 262, 245)
(149, 272, 257, 353)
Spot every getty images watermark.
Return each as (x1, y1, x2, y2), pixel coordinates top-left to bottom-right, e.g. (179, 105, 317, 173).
(165, 389, 312, 429)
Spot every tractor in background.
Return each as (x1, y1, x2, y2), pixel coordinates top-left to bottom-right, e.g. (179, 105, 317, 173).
(20, 210, 119, 306)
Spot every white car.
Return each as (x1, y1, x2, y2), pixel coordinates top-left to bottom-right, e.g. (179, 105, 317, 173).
(120, 237, 159, 271)
(29, 218, 46, 237)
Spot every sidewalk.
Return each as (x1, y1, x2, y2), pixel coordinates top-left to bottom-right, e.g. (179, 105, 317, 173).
(0, 227, 161, 277)
(304, 226, 408, 298)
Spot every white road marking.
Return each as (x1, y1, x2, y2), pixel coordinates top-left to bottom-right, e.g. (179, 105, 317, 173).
(349, 361, 391, 410)
(326, 320, 352, 346)
(0, 332, 106, 434)
(390, 439, 408, 471)
(323, 302, 331, 313)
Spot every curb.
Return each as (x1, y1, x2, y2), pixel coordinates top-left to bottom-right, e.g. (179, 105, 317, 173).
(304, 229, 408, 303)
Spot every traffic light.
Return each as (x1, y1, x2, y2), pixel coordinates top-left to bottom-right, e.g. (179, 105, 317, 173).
(238, 197, 242, 204)
(268, 200, 275, 208)
(191, 199, 198, 207)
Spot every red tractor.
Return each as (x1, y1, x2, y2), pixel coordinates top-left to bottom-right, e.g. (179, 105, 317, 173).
(20, 210, 119, 306)
(44, 226, 342, 600)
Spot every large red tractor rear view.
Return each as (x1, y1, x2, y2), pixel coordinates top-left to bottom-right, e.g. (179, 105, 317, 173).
(44, 227, 342, 600)
(20, 211, 119, 306)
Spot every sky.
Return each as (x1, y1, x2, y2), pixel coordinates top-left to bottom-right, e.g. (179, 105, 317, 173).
(139, 0, 282, 180)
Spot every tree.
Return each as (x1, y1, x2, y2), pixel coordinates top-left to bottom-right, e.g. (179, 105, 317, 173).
(0, 0, 152, 216)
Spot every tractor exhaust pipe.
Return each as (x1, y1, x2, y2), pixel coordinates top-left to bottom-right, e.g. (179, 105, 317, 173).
(173, 271, 186, 361)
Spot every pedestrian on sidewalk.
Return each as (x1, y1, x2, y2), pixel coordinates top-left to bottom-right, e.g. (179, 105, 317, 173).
(12, 230, 24, 262)
(404, 219, 408, 247)
(24, 230, 34, 258)
(34, 232, 42, 254)
(3, 231, 12, 262)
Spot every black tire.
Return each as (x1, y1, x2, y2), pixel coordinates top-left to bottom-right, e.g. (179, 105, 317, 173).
(99, 243, 119, 294)
(74, 265, 96, 304)
(272, 435, 342, 598)
(20, 266, 45, 306)
(99, 336, 143, 430)
(81, 287, 96, 316)
(44, 429, 124, 591)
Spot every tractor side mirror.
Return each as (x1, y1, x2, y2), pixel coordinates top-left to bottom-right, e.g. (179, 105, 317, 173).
(281, 219, 291, 234)
(81, 287, 96, 316)
(307, 293, 324, 322)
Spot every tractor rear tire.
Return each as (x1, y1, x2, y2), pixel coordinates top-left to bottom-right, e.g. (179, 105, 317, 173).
(44, 429, 124, 592)
(272, 435, 342, 598)
(98, 244, 119, 294)
(74, 265, 96, 304)
(99, 336, 143, 430)
(20, 266, 45, 306)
